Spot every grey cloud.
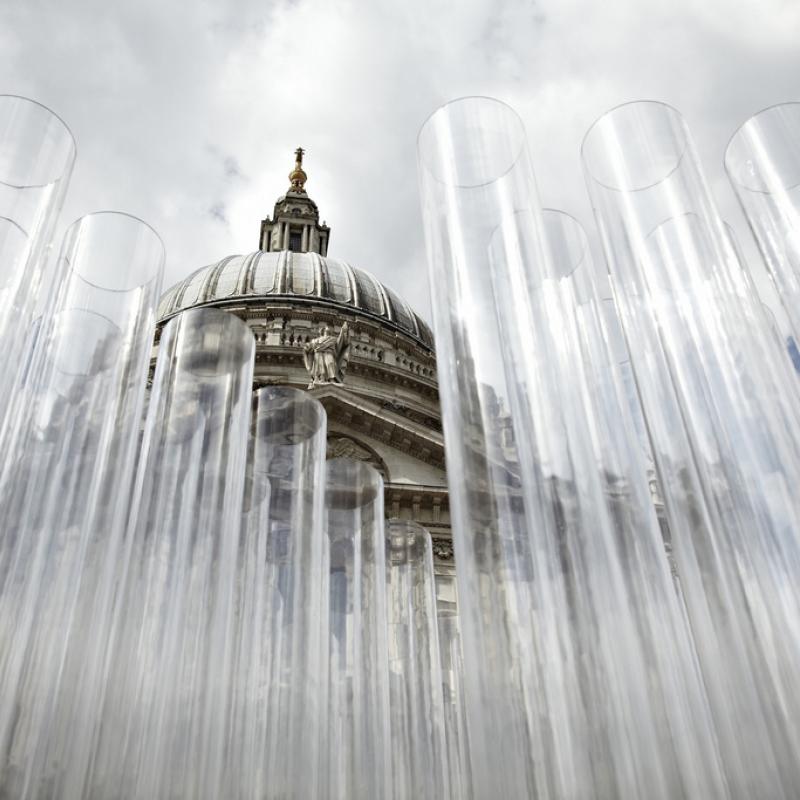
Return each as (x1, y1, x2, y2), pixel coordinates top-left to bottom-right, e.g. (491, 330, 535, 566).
(209, 203, 229, 224)
(223, 157, 245, 180)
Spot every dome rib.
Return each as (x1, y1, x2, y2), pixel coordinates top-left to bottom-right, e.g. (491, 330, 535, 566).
(341, 260, 360, 307)
(204, 255, 238, 302)
(311, 252, 324, 297)
(275, 250, 289, 294)
(238, 251, 260, 296)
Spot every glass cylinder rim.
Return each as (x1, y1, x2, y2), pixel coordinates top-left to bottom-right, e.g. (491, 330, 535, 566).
(581, 99, 689, 193)
(326, 455, 383, 487)
(64, 210, 165, 293)
(325, 456, 383, 509)
(163, 307, 255, 375)
(416, 94, 528, 189)
(0, 94, 77, 189)
(541, 207, 589, 280)
(386, 517, 432, 560)
(253, 384, 326, 442)
(724, 100, 800, 194)
(47, 307, 123, 378)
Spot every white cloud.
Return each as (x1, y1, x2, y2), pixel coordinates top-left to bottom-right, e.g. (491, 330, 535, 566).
(2, 0, 797, 323)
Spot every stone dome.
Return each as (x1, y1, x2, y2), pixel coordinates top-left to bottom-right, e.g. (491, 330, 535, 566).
(157, 250, 434, 349)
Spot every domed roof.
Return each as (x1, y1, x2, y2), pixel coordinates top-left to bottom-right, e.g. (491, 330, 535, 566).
(157, 250, 434, 349)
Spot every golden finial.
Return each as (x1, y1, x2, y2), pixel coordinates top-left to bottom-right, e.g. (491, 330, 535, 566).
(288, 146, 307, 192)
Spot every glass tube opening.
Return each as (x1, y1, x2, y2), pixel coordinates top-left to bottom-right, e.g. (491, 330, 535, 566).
(417, 96, 528, 188)
(253, 386, 325, 451)
(386, 518, 430, 565)
(168, 308, 254, 377)
(48, 308, 122, 378)
(582, 100, 689, 192)
(540, 208, 600, 307)
(63, 212, 165, 293)
(541, 208, 588, 280)
(325, 457, 382, 511)
(725, 102, 800, 193)
(0, 95, 76, 188)
(644, 211, 720, 290)
(487, 207, 551, 292)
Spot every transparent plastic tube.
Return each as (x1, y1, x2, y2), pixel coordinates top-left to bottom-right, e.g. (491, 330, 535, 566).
(417, 97, 545, 798)
(0, 96, 76, 432)
(385, 519, 449, 799)
(545, 208, 728, 785)
(419, 96, 727, 799)
(233, 386, 327, 799)
(583, 100, 800, 797)
(498, 204, 725, 798)
(725, 103, 800, 341)
(598, 296, 672, 560)
(89, 308, 254, 799)
(0, 212, 163, 796)
(436, 587, 473, 800)
(323, 458, 391, 800)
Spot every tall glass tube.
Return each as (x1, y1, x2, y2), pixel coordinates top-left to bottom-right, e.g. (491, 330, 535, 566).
(233, 386, 327, 799)
(546, 207, 729, 782)
(583, 100, 800, 797)
(0, 96, 76, 432)
(385, 519, 449, 799)
(725, 103, 800, 341)
(323, 458, 391, 800)
(87, 308, 254, 799)
(419, 96, 728, 799)
(436, 582, 473, 800)
(0, 212, 163, 797)
(417, 97, 544, 798)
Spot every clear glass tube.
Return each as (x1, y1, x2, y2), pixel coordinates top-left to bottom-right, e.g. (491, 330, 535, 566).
(417, 96, 543, 798)
(725, 103, 800, 341)
(583, 100, 800, 797)
(233, 386, 327, 799)
(0, 96, 76, 433)
(0, 212, 163, 796)
(436, 583, 473, 800)
(89, 308, 255, 799)
(545, 208, 728, 789)
(385, 519, 449, 799)
(418, 96, 728, 799)
(323, 457, 391, 800)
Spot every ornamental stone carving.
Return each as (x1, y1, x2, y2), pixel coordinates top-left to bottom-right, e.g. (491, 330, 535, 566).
(431, 538, 454, 561)
(326, 435, 387, 478)
(303, 322, 350, 388)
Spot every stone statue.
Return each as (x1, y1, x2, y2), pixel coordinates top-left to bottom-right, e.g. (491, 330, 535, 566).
(303, 322, 350, 388)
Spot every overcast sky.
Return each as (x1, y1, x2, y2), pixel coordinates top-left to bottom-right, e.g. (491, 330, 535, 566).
(2, 0, 798, 323)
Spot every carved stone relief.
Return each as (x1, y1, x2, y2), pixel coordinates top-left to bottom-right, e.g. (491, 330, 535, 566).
(326, 434, 387, 479)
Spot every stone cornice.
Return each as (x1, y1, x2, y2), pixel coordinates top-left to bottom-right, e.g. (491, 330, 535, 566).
(314, 386, 445, 470)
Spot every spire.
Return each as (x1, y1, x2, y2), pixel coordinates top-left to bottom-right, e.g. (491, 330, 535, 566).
(259, 147, 331, 255)
(288, 146, 308, 193)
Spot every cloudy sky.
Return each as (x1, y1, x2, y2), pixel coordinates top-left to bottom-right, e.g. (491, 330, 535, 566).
(2, 0, 798, 322)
